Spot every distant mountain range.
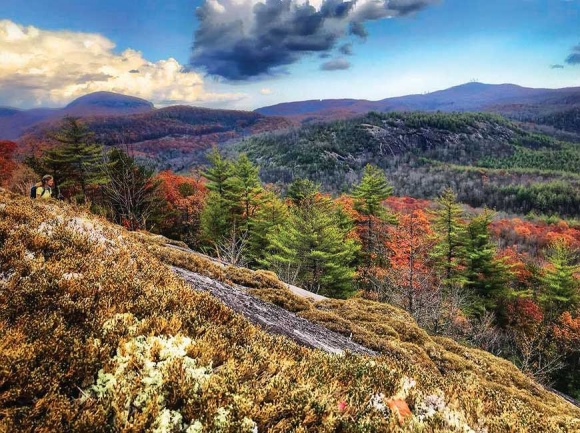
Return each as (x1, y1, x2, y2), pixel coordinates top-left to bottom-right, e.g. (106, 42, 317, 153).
(4, 83, 580, 142)
(0, 92, 154, 140)
(4, 83, 580, 172)
(255, 82, 580, 135)
(12, 93, 291, 171)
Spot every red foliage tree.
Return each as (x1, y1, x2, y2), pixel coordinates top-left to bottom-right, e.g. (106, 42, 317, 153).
(155, 171, 207, 244)
(0, 140, 17, 186)
(491, 218, 580, 258)
(335, 195, 392, 291)
(553, 311, 580, 353)
(385, 196, 432, 214)
(496, 246, 532, 285)
(506, 298, 544, 335)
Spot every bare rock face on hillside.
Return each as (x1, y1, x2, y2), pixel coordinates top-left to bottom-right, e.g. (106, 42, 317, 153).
(354, 118, 518, 163)
(173, 267, 375, 356)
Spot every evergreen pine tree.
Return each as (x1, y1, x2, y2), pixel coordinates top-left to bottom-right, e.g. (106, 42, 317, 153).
(247, 190, 289, 264)
(263, 193, 359, 298)
(286, 178, 320, 208)
(539, 239, 580, 318)
(260, 211, 303, 285)
(352, 165, 395, 243)
(202, 150, 264, 250)
(225, 153, 263, 228)
(200, 148, 237, 250)
(351, 164, 396, 288)
(464, 210, 512, 314)
(200, 191, 230, 251)
(202, 147, 234, 196)
(43, 117, 107, 202)
(431, 188, 468, 289)
(352, 164, 393, 219)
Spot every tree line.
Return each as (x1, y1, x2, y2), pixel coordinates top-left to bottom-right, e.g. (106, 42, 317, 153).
(234, 111, 580, 218)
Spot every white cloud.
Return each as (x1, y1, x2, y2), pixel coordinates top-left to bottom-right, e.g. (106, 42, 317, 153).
(259, 88, 273, 95)
(0, 20, 245, 108)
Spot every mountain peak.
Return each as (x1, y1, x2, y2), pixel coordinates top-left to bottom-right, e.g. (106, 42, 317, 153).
(65, 91, 154, 110)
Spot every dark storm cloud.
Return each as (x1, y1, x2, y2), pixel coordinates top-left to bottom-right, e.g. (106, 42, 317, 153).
(567, 54, 580, 65)
(320, 57, 351, 70)
(190, 0, 438, 80)
(565, 44, 580, 65)
(387, 0, 436, 16)
(339, 42, 353, 55)
(348, 21, 368, 39)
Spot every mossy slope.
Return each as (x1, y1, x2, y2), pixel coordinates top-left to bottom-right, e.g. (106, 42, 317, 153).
(1, 190, 579, 432)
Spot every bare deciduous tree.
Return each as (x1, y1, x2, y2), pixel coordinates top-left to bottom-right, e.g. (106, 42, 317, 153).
(102, 149, 159, 231)
(509, 326, 564, 386)
(215, 225, 249, 267)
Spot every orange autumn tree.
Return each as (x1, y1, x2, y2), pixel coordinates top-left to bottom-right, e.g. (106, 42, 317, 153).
(156, 170, 207, 246)
(385, 209, 440, 327)
(554, 312, 580, 353)
(491, 217, 580, 258)
(551, 312, 580, 397)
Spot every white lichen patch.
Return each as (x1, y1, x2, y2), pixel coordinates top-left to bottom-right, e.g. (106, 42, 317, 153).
(241, 417, 258, 433)
(67, 217, 117, 247)
(85, 331, 212, 430)
(396, 376, 416, 399)
(37, 216, 64, 236)
(416, 393, 446, 421)
(214, 407, 230, 428)
(185, 420, 203, 433)
(370, 393, 387, 414)
(62, 272, 82, 280)
(0, 270, 15, 284)
(37, 214, 123, 253)
(90, 369, 117, 400)
(153, 408, 184, 433)
(414, 392, 478, 432)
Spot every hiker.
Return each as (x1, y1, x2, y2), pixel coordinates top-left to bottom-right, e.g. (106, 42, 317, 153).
(31, 175, 54, 199)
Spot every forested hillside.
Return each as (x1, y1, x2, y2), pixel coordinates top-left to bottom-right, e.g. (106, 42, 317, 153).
(18, 105, 292, 171)
(497, 105, 580, 135)
(234, 111, 580, 218)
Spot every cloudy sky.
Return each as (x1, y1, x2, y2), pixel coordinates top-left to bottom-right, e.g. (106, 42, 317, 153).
(1, 0, 579, 110)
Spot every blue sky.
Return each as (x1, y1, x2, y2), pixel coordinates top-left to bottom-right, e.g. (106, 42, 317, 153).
(1, 0, 579, 109)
